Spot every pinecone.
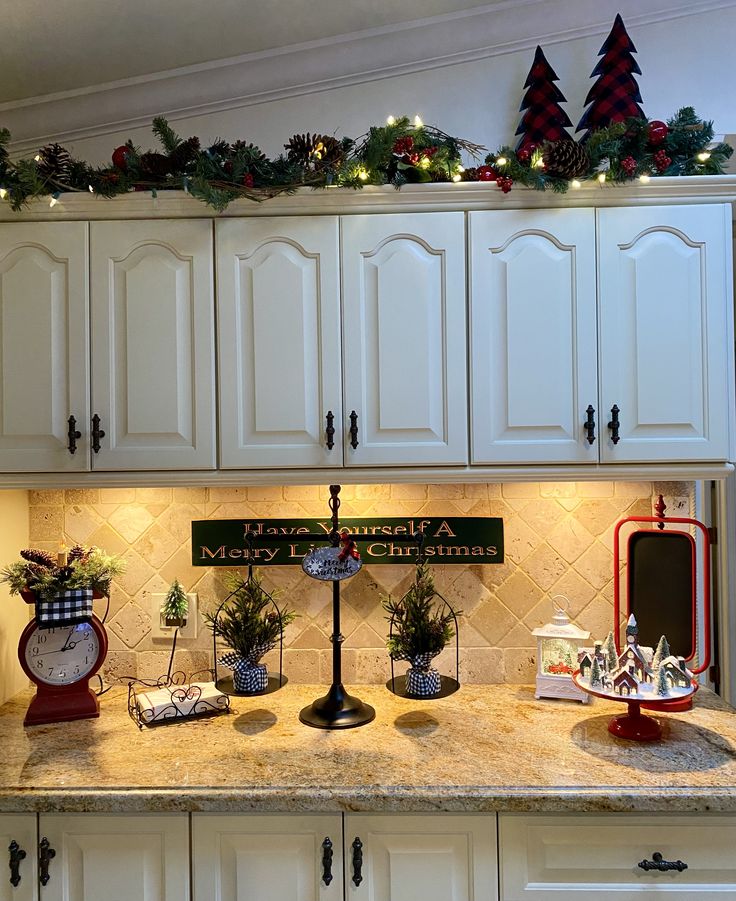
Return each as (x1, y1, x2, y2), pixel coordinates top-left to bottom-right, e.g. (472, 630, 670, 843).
(542, 139, 589, 178)
(20, 548, 56, 568)
(284, 133, 344, 169)
(36, 143, 72, 183)
(68, 544, 90, 563)
(139, 151, 171, 179)
(168, 136, 201, 171)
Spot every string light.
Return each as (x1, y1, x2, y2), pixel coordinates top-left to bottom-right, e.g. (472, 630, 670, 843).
(386, 115, 396, 126)
(597, 172, 606, 184)
(0, 188, 7, 200)
(358, 169, 368, 181)
(419, 157, 431, 170)
(571, 179, 582, 189)
(88, 184, 94, 193)
(452, 174, 462, 182)
(697, 151, 711, 162)
(49, 192, 60, 208)
(533, 157, 545, 168)
(413, 115, 423, 128)
(495, 156, 507, 166)
(34, 154, 41, 162)
(457, 165, 465, 173)
(639, 174, 650, 183)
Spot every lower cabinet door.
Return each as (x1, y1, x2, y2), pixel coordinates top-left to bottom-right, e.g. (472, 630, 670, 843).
(38, 814, 189, 901)
(344, 814, 497, 901)
(0, 814, 36, 901)
(192, 813, 343, 901)
(500, 813, 736, 899)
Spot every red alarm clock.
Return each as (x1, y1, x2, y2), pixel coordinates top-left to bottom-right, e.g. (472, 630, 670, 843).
(18, 615, 108, 726)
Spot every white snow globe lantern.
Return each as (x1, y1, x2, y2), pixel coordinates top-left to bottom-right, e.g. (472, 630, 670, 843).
(532, 596, 591, 703)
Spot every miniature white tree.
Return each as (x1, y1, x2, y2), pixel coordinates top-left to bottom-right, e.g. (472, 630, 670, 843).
(603, 630, 618, 672)
(652, 635, 671, 670)
(590, 656, 603, 687)
(656, 665, 670, 696)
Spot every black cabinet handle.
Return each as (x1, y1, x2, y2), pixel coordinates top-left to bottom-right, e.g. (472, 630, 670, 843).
(351, 836, 363, 887)
(638, 851, 688, 872)
(325, 412, 335, 451)
(349, 411, 359, 450)
(583, 404, 596, 445)
(321, 837, 333, 885)
(607, 404, 621, 445)
(67, 415, 82, 455)
(8, 840, 25, 887)
(39, 837, 55, 886)
(91, 414, 105, 454)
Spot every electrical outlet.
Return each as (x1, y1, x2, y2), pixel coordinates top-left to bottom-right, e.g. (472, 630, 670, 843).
(151, 593, 198, 640)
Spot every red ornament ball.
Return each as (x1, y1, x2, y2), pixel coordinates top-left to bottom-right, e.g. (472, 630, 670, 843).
(497, 175, 513, 194)
(112, 145, 132, 171)
(621, 156, 637, 176)
(653, 149, 672, 173)
(476, 165, 497, 182)
(647, 120, 669, 146)
(243, 172, 255, 188)
(517, 147, 531, 163)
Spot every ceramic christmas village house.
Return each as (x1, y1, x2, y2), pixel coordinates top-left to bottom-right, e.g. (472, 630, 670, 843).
(577, 615, 693, 700)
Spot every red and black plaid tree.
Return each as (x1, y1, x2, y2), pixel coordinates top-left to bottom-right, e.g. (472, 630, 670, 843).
(515, 46, 572, 153)
(576, 13, 645, 140)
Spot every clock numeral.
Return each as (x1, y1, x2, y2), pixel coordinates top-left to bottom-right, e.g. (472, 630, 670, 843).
(84, 657, 89, 664)
(73, 667, 79, 675)
(37, 634, 47, 645)
(47, 667, 54, 676)
(36, 661, 43, 669)
(31, 646, 39, 657)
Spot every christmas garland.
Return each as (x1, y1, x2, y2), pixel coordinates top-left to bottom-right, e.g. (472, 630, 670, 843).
(0, 107, 730, 211)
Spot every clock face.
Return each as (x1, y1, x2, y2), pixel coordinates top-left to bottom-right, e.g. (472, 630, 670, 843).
(24, 623, 101, 686)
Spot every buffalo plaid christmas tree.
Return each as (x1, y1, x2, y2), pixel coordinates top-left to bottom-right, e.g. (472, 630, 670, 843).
(515, 45, 572, 153)
(576, 14, 645, 140)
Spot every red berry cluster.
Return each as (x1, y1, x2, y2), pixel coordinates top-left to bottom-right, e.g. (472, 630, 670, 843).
(621, 156, 637, 176)
(243, 173, 255, 188)
(653, 149, 672, 173)
(392, 136, 414, 156)
(496, 176, 513, 193)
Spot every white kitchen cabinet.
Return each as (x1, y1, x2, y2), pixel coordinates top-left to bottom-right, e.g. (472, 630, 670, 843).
(0, 814, 36, 901)
(342, 213, 468, 466)
(90, 220, 216, 470)
(0, 223, 89, 472)
(344, 814, 497, 901)
(499, 813, 736, 899)
(192, 813, 343, 901)
(216, 217, 342, 468)
(598, 204, 732, 463)
(39, 814, 189, 901)
(469, 209, 598, 464)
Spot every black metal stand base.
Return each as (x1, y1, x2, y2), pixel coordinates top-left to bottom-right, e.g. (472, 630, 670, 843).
(299, 683, 376, 730)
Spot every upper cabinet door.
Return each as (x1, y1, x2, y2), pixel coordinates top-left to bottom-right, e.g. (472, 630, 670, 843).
(90, 220, 216, 470)
(342, 213, 467, 466)
(0, 222, 89, 472)
(598, 204, 732, 462)
(216, 217, 342, 469)
(469, 209, 598, 464)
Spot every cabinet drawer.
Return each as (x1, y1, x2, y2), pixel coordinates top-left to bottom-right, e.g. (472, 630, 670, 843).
(500, 814, 736, 899)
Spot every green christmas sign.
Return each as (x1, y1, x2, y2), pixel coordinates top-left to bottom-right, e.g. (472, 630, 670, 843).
(191, 517, 503, 566)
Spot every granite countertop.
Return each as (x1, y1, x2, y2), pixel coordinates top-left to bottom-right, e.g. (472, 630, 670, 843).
(1, 683, 736, 814)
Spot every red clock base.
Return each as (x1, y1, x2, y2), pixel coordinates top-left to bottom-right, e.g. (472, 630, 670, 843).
(24, 685, 100, 727)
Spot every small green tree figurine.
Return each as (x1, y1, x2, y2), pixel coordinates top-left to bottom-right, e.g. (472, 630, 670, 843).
(161, 579, 189, 627)
(652, 635, 671, 671)
(603, 630, 618, 672)
(656, 664, 670, 696)
(383, 562, 459, 697)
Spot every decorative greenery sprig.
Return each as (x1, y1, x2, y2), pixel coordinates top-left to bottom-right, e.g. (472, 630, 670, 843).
(383, 563, 458, 661)
(1, 545, 125, 599)
(161, 579, 189, 622)
(204, 570, 296, 659)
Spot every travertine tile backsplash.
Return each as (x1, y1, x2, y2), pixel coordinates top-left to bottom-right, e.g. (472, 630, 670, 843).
(27, 482, 688, 685)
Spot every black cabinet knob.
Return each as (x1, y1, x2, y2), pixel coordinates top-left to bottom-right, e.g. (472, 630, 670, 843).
(352, 836, 363, 886)
(321, 837, 333, 885)
(583, 404, 596, 445)
(638, 851, 688, 872)
(607, 404, 621, 444)
(91, 414, 106, 453)
(8, 840, 26, 887)
(67, 415, 82, 455)
(39, 837, 55, 886)
(349, 411, 359, 450)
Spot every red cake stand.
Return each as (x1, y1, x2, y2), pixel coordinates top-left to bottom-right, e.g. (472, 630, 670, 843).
(571, 671, 697, 741)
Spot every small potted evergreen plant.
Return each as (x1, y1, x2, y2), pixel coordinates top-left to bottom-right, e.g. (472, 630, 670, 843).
(204, 570, 296, 694)
(1, 545, 125, 628)
(161, 579, 189, 628)
(383, 562, 458, 697)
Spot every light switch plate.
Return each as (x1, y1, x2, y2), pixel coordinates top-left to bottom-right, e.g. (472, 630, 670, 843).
(151, 592, 198, 640)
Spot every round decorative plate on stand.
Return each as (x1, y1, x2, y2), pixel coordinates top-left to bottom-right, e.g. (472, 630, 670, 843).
(572, 671, 697, 741)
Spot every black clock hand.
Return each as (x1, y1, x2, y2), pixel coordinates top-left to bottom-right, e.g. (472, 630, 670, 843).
(59, 628, 75, 652)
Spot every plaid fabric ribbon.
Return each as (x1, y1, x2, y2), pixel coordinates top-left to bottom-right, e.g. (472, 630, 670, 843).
(36, 588, 93, 629)
(219, 653, 269, 693)
(406, 651, 441, 697)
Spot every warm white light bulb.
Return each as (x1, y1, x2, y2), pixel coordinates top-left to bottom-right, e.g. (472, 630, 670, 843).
(457, 165, 465, 173)
(597, 172, 606, 184)
(413, 115, 423, 128)
(496, 156, 507, 166)
(697, 151, 711, 162)
(49, 197, 58, 208)
(571, 179, 582, 189)
(0, 188, 7, 199)
(452, 174, 462, 182)
(358, 169, 368, 181)
(386, 115, 396, 126)
(34, 154, 41, 162)
(639, 174, 651, 183)
(88, 184, 94, 193)
(534, 157, 545, 168)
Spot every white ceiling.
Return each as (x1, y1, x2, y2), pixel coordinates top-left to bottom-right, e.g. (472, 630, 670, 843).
(0, 0, 501, 103)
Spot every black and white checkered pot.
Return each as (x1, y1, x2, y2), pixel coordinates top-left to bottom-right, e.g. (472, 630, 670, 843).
(406, 652, 442, 697)
(36, 588, 94, 629)
(219, 653, 269, 694)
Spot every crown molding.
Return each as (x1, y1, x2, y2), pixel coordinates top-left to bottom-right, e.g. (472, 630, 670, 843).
(2, 0, 735, 153)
